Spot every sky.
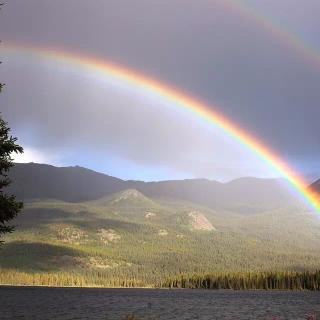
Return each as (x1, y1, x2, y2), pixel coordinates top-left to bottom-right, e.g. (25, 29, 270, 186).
(1, 0, 319, 182)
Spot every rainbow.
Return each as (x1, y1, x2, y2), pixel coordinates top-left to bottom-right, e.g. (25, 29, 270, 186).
(2, 43, 319, 212)
(224, 0, 320, 70)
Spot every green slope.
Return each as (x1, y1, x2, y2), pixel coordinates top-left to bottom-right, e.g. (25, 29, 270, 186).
(1, 188, 320, 287)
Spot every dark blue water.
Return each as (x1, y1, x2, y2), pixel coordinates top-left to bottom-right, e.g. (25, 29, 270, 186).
(0, 287, 319, 319)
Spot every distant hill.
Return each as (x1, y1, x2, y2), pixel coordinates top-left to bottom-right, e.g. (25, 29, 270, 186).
(132, 177, 295, 212)
(8, 163, 297, 212)
(89, 189, 157, 210)
(8, 163, 126, 202)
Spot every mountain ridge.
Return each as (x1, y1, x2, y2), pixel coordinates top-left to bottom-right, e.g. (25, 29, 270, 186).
(8, 162, 301, 212)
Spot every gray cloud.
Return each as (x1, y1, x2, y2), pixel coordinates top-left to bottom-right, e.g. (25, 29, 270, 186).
(2, 52, 271, 180)
(1, 0, 319, 180)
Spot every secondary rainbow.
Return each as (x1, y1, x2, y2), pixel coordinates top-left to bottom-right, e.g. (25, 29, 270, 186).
(2, 43, 319, 212)
(224, 0, 320, 71)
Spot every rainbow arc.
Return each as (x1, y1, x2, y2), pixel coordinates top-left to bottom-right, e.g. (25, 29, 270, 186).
(2, 43, 319, 212)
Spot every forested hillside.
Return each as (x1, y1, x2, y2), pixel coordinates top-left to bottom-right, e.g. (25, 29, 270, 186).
(1, 163, 320, 288)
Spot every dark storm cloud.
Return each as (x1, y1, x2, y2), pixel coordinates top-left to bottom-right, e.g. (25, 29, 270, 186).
(1, 0, 319, 179)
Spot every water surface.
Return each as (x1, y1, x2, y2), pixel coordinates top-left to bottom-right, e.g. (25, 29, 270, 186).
(1, 287, 319, 319)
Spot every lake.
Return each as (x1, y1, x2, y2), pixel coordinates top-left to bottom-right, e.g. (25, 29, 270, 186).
(0, 287, 319, 319)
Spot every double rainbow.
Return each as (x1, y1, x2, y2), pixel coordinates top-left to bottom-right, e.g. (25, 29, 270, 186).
(2, 43, 319, 212)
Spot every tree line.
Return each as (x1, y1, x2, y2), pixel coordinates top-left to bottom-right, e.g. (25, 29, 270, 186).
(1, 270, 319, 290)
(162, 271, 320, 290)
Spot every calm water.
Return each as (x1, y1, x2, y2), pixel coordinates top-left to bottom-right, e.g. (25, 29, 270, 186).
(0, 287, 319, 320)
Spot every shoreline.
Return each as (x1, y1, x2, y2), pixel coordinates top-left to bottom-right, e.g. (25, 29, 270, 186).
(0, 284, 319, 292)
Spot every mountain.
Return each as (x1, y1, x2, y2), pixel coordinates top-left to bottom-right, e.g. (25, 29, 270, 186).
(8, 163, 126, 202)
(9, 163, 297, 212)
(132, 177, 295, 213)
(1, 162, 320, 288)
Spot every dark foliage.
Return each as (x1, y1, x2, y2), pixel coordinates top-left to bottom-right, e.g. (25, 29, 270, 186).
(0, 114, 24, 239)
(163, 271, 320, 291)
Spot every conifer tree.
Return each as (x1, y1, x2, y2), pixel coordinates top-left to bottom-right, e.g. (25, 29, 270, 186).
(0, 114, 24, 242)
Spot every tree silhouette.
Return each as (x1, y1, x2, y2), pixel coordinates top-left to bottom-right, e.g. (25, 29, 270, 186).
(0, 114, 24, 242)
